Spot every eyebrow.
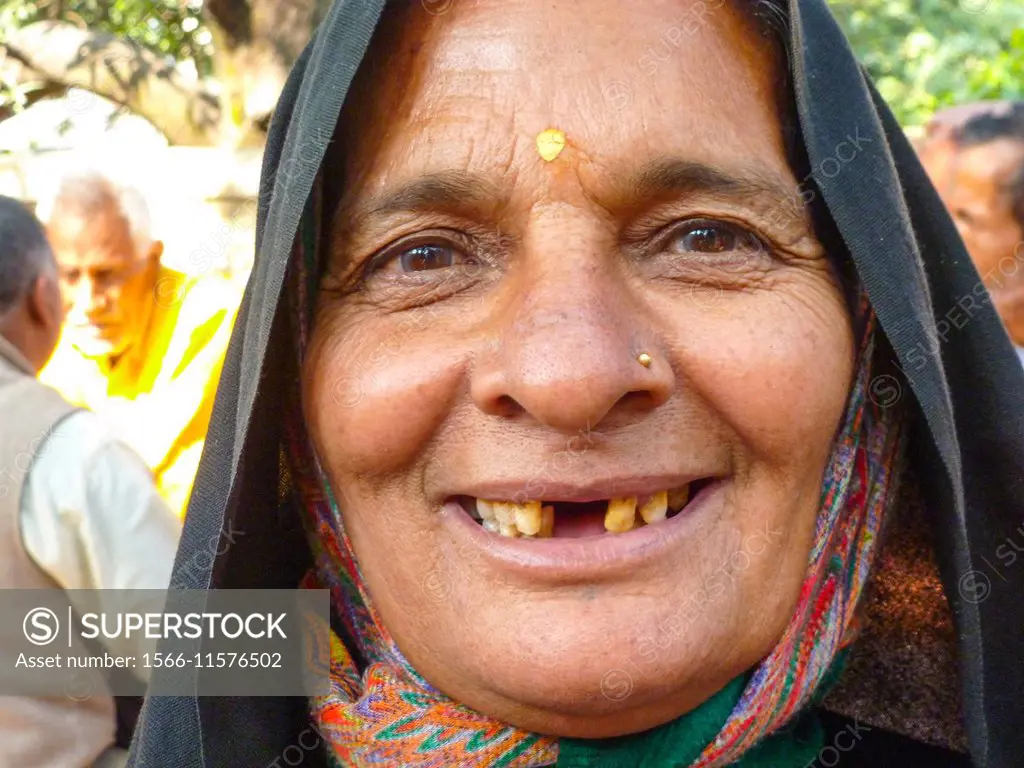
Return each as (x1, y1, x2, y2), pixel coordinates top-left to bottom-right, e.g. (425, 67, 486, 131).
(341, 158, 803, 231)
(341, 170, 505, 230)
(627, 158, 801, 215)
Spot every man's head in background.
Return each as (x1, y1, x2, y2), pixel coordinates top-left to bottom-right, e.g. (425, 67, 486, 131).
(944, 104, 1024, 279)
(41, 172, 164, 362)
(915, 102, 1013, 193)
(0, 196, 64, 372)
(919, 102, 1024, 344)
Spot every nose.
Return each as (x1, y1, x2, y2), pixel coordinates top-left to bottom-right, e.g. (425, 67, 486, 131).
(471, 256, 675, 434)
(69, 276, 107, 320)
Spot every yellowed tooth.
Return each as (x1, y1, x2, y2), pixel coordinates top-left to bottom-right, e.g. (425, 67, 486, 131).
(515, 500, 542, 536)
(639, 490, 668, 524)
(605, 497, 638, 533)
(492, 502, 518, 527)
(668, 485, 690, 512)
(476, 499, 496, 521)
(483, 519, 500, 534)
(490, 502, 523, 537)
(539, 505, 555, 538)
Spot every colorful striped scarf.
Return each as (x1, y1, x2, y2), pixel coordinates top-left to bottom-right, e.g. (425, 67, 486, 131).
(283, 189, 904, 767)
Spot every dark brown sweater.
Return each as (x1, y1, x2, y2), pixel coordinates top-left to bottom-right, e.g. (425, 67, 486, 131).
(823, 475, 968, 753)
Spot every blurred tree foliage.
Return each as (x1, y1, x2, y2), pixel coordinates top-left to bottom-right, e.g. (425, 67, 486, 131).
(827, 0, 1024, 127)
(0, 0, 213, 74)
(1, 0, 327, 145)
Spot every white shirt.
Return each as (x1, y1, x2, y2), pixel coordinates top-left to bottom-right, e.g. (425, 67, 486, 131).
(19, 409, 181, 672)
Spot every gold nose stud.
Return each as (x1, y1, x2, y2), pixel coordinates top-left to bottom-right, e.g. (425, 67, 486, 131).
(637, 352, 653, 368)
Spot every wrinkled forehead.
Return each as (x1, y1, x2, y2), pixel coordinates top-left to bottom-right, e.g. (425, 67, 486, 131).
(328, 0, 796, 212)
(953, 138, 1024, 194)
(47, 204, 138, 267)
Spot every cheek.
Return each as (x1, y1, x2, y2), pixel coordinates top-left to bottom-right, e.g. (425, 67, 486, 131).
(994, 223, 1024, 265)
(671, 279, 854, 470)
(968, 233, 1008, 279)
(303, 311, 467, 479)
(121, 273, 149, 310)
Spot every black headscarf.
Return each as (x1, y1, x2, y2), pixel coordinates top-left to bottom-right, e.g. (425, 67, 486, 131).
(129, 1, 1024, 765)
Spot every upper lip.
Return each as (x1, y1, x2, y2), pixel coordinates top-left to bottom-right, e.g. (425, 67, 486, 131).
(450, 474, 714, 504)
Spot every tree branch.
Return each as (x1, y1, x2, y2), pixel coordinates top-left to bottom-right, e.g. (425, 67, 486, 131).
(2, 21, 222, 145)
(205, 0, 252, 49)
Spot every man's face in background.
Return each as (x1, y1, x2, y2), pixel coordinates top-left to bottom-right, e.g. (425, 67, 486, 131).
(940, 138, 1024, 281)
(917, 129, 961, 204)
(47, 203, 162, 361)
(921, 133, 1024, 345)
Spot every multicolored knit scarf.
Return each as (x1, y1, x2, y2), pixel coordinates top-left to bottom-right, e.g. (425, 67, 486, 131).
(282, 190, 904, 767)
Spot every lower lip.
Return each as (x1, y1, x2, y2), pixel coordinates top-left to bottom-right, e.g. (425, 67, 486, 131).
(75, 324, 116, 337)
(439, 481, 724, 584)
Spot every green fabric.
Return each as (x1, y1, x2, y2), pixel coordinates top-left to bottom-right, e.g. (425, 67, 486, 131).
(556, 675, 748, 768)
(555, 653, 850, 767)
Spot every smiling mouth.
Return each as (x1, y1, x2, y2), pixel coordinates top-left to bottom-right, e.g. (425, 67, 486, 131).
(455, 480, 712, 539)
(73, 321, 118, 336)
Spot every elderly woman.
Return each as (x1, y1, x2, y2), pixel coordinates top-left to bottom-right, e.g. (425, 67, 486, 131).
(130, 0, 1024, 766)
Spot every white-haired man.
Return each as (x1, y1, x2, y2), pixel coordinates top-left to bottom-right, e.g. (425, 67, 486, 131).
(40, 172, 238, 518)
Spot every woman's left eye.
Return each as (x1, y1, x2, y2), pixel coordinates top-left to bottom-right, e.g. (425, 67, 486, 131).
(669, 221, 762, 254)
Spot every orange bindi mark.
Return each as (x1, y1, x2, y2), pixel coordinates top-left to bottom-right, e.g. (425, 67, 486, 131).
(536, 128, 567, 162)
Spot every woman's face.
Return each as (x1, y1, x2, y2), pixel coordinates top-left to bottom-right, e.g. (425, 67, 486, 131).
(304, 0, 854, 738)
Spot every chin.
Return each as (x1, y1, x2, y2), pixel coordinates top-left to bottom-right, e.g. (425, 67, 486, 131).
(415, 596, 768, 739)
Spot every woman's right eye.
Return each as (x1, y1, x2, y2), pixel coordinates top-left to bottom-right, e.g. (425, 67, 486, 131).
(373, 243, 471, 275)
